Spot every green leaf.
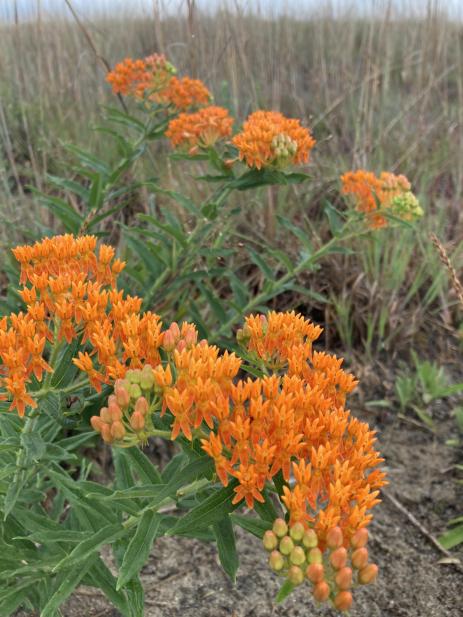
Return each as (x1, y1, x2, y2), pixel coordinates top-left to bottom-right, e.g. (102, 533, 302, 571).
(230, 514, 272, 538)
(41, 554, 97, 617)
(30, 191, 83, 233)
(438, 523, 463, 550)
(52, 523, 125, 572)
(248, 248, 275, 280)
(84, 557, 131, 616)
(124, 447, 162, 484)
(39, 391, 62, 423)
(201, 202, 218, 220)
(324, 202, 344, 235)
(50, 337, 82, 388)
(275, 578, 295, 603)
(117, 511, 161, 590)
(213, 515, 239, 582)
(167, 481, 239, 536)
(20, 432, 46, 464)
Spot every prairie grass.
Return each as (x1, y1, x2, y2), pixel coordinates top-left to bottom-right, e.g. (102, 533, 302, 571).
(0, 2, 462, 352)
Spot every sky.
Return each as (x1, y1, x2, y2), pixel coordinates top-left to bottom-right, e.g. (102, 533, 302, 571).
(1, 0, 462, 21)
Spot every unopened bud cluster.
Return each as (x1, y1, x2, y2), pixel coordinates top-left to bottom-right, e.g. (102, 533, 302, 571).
(390, 191, 423, 222)
(271, 133, 298, 166)
(263, 520, 378, 612)
(90, 365, 155, 444)
(161, 321, 199, 353)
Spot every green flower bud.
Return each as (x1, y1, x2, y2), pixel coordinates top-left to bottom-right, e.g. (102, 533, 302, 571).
(279, 536, 294, 556)
(308, 547, 323, 564)
(263, 530, 278, 551)
(289, 546, 306, 566)
(287, 565, 304, 586)
(126, 368, 142, 384)
(129, 383, 142, 400)
(302, 529, 318, 549)
(269, 550, 285, 572)
(272, 518, 288, 538)
(289, 522, 305, 542)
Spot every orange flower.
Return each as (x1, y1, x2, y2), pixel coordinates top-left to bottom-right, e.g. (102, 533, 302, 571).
(1, 234, 163, 416)
(106, 54, 175, 98)
(159, 76, 211, 110)
(232, 110, 315, 170)
(341, 169, 414, 229)
(166, 106, 233, 151)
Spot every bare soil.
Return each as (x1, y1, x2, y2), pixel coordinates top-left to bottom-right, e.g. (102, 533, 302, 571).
(16, 366, 463, 617)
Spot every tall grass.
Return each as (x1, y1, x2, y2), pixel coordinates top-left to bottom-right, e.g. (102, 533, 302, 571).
(0, 2, 462, 352)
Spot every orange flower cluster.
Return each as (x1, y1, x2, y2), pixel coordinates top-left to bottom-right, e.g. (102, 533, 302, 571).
(152, 311, 385, 543)
(166, 106, 233, 151)
(106, 56, 170, 98)
(341, 170, 415, 229)
(106, 55, 210, 111)
(158, 76, 211, 111)
(232, 111, 316, 170)
(0, 235, 164, 416)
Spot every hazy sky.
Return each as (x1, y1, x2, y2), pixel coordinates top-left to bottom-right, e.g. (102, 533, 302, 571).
(1, 0, 462, 21)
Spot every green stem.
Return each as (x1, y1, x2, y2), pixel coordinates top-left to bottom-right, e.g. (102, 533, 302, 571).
(213, 228, 366, 340)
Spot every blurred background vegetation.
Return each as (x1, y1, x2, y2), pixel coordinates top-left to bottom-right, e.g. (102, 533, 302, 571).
(0, 0, 462, 358)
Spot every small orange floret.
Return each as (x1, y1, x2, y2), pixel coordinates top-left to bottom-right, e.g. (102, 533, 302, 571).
(232, 110, 315, 170)
(166, 106, 233, 151)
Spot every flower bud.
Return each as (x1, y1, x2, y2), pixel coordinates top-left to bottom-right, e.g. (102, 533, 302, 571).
(140, 365, 154, 390)
(183, 328, 197, 348)
(111, 421, 126, 440)
(313, 581, 330, 602)
(351, 547, 369, 570)
(335, 567, 353, 590)
(302, 529, 318, 549)
(129, 383, 142, 400)
(107, 394, 118, 407)
(130, 411, 145, 431)
(289, 546, 306, 566)
(135, 396, 149, 416)
(334, 591, 353, 611)
(169, 322, 180, 339)
(90, 415, 104, 432)
(358, 563, 378, 585)
(126, 368, 142, 384)
(306, 563, 324, 583)
(279, 536, 294, 556)
(109, 401, 122, 422)
(308, 548, 322, 565)
(351, 527, 368, 548)
(263, 530, 278, 551)
(269, 550, 284, 572)
(287, 565, 304, 586)
(162, 330, 176, 352)
(289, 522, 305, 542)
(176, 339, 187, 353)
(326, 526, 343, 549)
(115, 384, 130, 408)
(272, 518, 288, 538)
(100, 423, 113, 443)
(99, 406, 111, 423)
(330, 547, 347, 570)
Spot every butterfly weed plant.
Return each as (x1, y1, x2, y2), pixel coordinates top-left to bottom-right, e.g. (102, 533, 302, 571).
(0, 53, 424, 615)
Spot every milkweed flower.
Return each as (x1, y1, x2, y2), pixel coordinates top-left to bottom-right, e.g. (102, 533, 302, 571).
(232, 110, 316, 170)
(341, 169, 421, 229)
(106, 54, 176, 98)
(158, 76, 211, 110)
(166, 106, 234, 151)
(88, 308, 385, 612)
(1, 234, 164, 416)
